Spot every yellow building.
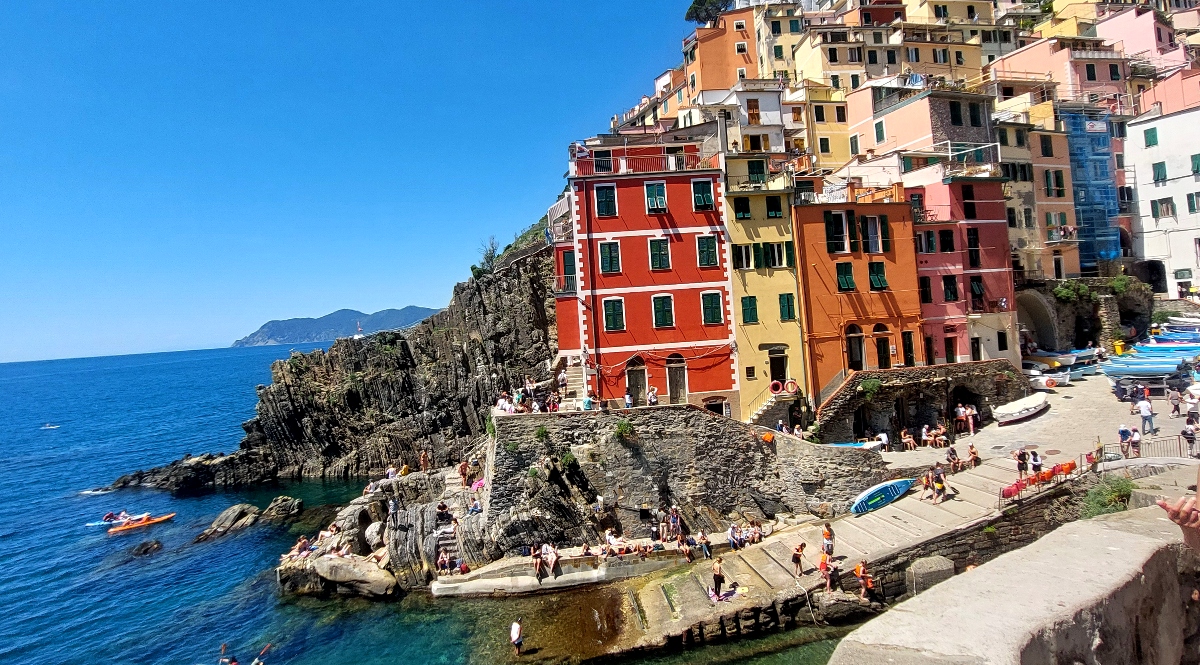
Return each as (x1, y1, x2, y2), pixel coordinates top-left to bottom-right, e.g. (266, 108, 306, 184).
(782, 79, 852, 170)
(752, 1, 808, 81)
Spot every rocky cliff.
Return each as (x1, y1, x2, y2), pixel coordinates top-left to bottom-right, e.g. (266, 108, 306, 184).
(112, 246, 557, 494)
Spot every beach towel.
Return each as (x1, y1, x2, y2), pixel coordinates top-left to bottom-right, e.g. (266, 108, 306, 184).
(472, 479, 485, 491)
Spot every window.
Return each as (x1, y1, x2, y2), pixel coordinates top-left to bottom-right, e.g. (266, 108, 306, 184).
(771, 20, 782, 35)
(966, 227, 980, 268)
(1024, 208, 1034, 227)
(835, 105, 847, 123)
(599, 242, 620, 273)
(962, 184, 976, 219)
(1191, 193, 1200, 214)
(943, 275, 959, 301)
(734, 197, 751, 219)
(737, 68, 747, 80)
(741, 296, 759, 324)
(732, 244, 752, 269)
(944, 336, 957, 363)
(836, 262, 856, 291)
(736, 42, 748, 54)
(790, 19, 800, 32)
(997, 330, 1008, 351)
(1040, 134, 1053, 157)
(828, 47, 839, 63)
(949, 101, 963, 126)
(919, 276, 933, 303)
(734, 20, 745, 30)
(862, 11, 873, 23)
(955, 50, 964, 66)
(1054, 170, 1066, 197)
(1085, 63, 1096, 81)
(868, 262, 888, 290)
(967, 103, 982, 127)
(933, 48, 948, 64)
(814, 105, 826, 122)
(939, 229, 955, 252)
(863, 215, 890, 252)
(1115, 153, 1125, 169)
(970, 275, 984, 309)
(1153, 161, 1168, 182)
(868, 49, 878, 64)
(917, 230, 936, 253)
(875, 120, 885, 144)
(652, 295, 674, 328)
(934, 4, 948, 17)
(819, 137, 831, 153)
(907, 47, 920, 62)
(697, 236, 718, 267)
(792, 107, 803, 122)
(596, 185, 617, 216)
(779, 293, 797, 321)
(1007, 208, 1017, 227)
(645, 182, 666, 213)
(831, 74, 840, 89)
(873, 31, 883, 44)
(761, 242, 789, 268)
(1151, 197, 1176, 218)
(966, 4, 976, 18)
(825, 210, 847, 252)
(887, 49, 897, 65)
(850, 134, 860, 155)
(766, 196, 783, 218)
(693, 180, 714, 211)
(1110, 63, 1121, 80)
(1146, 127, 1159, 147)
(748, 160, 766, 184)
(649, 238, 670, 270)
(1192, 154, 1200, 174)
(774, 45, 784, 59)
(1111, 121, 1127, 138)
(848, 47, 862, 63)
(997, 128, 1008, 146)
(603, 299, 625, 331)
(851, 74, 860, 89)
(1015, 129, 1026, 147)
(924, 336, 935, 365)
(902, 331, 916, 366)
(701, 292, 723, 324)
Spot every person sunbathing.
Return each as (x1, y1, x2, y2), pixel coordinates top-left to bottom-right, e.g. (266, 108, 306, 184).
(675, 533, 693, 563)
(901, 428, 917, 451)
(580, 542, 593, 557)
(967, 443, 982, 468)
(541, 542, 559, 577)
(531, 543, 544, 580)
(437, 549, 451, 575)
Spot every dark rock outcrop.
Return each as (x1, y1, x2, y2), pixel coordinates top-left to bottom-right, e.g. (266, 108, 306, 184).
(113, 247, 557, 494)
(131, 540, 162, 556)
(261, 495, 303, 522)
(195, 503, 260, 542)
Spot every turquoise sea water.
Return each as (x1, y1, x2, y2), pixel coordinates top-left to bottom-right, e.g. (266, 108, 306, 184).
(0, 346, 840, 665)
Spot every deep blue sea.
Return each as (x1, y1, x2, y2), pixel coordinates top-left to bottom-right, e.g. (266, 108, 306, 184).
(0, 346, 841, 665)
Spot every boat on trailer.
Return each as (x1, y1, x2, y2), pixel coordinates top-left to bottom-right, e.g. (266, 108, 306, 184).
(994, 393, 1050, 425)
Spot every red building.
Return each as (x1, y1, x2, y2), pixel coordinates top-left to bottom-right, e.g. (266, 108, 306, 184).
(903, 164, 1019, 366)
(552, 129, 738, 414)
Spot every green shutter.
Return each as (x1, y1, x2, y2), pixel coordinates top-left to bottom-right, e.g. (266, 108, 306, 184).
(741, 296, 758, 324)
(785, 240, 795, 267)
(1046, 212, 1053, 227)
(860, 216, 870, 247)
(1190, 193, 1197, 214)
(1154, 162, 1167, 182)
(1152, 198, 1161, 218)
(653, 296, 673, 327)
(1044, 169, 1053, 196)
(753, 243, 764, 268)
(1192, 154, 1200, 174)
(1146, 127, 1158, 147)
(1059, 212, 1068, 226)
(702, 293, 722, 324)
(880, 215, 891, 251)
(779, 293, 796, 321)
(697, 236, 717, 266)
(603, 300, 624, 331)
(824, 210, 840, 252)
(836, 263, 855, 290)
(868, 262, 888, 290)
(847, 210, 859, 252)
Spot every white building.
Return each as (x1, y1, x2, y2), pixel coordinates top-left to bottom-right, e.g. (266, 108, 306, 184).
(1127, 103, 1200, 298)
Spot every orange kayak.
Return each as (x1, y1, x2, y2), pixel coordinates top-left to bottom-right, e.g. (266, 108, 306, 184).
(107, 512, 176, 534)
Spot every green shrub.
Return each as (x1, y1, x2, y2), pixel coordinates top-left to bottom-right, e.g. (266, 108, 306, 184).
(614, 419, 635, 442)
(534, 426, 549, 443)
(860, 378, 883, 401)
(504, 441, 519, 453)
(1153, 310, 1181, 325)
(561, 451, 577, 467)
(1053, 280, 1092, 303)
(982, 526, 997, 535)
(1080, 477, 1135, 519)
(528, 467, 539, 478)
(486, 414, 496, 437)
(1108, 274, 1134, 296)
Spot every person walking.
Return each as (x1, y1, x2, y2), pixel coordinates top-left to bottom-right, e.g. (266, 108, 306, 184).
(1188, 393, 1200, 422)
(712, 557, 726, 597)
(854, 560, 874, 600)
(821, 522, 835, 556)
(1169, 388, 1183, 419)
(1137, 396, 1156, 435)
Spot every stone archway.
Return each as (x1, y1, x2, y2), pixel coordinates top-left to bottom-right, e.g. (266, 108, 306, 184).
(1016, 291, 1058, 351)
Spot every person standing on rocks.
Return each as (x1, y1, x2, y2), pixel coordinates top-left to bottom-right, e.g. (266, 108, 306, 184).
(459, 459, 470, 488)
(711, 557, 725, 598)
(792, 542, 809, 577)
(821, 522, 835, 556)
(419, 450, 430, 473)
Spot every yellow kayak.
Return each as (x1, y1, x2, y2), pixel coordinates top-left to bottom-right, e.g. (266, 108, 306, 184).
(107, 512, 176, 534)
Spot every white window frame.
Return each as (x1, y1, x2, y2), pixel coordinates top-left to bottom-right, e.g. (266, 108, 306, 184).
(651, 293, 675, 329)
(696, 233, 719, 267)
(699, 290, 725, 325)
(764, 242, 786, 268)
(601, 297, 626, 332)
(691, 178, 715, 212)
(734, 20, 746, 30)
(598, 240, 622, 274)
(736, 41, 748, 54)
(733, 244, 753, 269)
(644, 180, 667, 214)
(737, 67, 747, 80)
(594, 182, 618, 217)
(848, 47, 862, 63)
(864, 215, 882, 253)
(830, 211, 850, 254)
(647, 236, 672, 271)
(907, 47, 920, 62)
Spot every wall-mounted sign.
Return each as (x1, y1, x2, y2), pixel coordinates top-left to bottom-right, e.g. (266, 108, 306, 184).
(1085, 120, 1108, 133)
(1175, 269, 1193, 280)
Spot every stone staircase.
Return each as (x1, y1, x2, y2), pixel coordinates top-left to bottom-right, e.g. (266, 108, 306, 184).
(556, 362, 587, 410)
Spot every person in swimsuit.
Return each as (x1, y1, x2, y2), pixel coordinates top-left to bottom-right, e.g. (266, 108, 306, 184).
(712, 557, 726, 597)
(967, 443, 981, 468)
(792, 542, 809, 577)
(1014, 448, 1029, 479)
(821, 522, 835, 556)
(510, 618, 524, 655)
(854, 559, 874, 600)
(819, 552, 832, 591)
(531, 543, 543, 581)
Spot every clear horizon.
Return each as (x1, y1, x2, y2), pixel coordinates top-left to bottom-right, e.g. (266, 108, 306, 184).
(0, 0, 695, 363)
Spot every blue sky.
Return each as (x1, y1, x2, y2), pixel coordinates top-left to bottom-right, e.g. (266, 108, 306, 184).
(0, 1, 695, 363)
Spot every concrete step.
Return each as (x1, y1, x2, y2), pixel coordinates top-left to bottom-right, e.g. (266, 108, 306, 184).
(638, 581, 675, 625)
(738, 547, 795, 588)
(851, 511, 923, 547)
(942, 479, 1001, 510)
(855, 509, 927, 541)
(886, 499, 967, 532)
(833, 516, 902, 553)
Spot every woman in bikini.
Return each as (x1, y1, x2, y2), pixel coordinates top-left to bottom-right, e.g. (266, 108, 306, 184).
(792, 541, 809, 577)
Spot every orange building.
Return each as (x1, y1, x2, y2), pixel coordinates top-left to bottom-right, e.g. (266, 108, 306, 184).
(680, 8, 758, 117)
(794, 201, 924, 402)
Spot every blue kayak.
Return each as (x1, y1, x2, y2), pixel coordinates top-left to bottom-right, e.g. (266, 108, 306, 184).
(850, 478, 915, 514)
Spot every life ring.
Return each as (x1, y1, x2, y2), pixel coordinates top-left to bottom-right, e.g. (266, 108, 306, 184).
(769, 381, 784, 395)
(784, 379, 799, 394)
(1044, 378, 1057, 388)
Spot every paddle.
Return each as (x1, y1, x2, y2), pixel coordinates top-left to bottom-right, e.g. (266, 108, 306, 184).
(217, 643, 226, 665)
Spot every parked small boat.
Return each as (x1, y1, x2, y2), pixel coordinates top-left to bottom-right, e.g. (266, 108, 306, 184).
(824, 440, 885, 451)
(850, 478, 915, 514)
(107, 513, 175, 534)
(994, 393, 1049, 425)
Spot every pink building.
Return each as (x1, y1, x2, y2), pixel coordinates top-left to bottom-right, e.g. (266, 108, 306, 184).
(1094, 6, 1190, 71)
(1139, 67, 1200, 115)
(988, 36, 1133, 113)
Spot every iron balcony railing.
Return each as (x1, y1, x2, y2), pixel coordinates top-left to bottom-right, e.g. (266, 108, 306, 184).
(571, 152, 721, 177)
(553, 275, 577, 295)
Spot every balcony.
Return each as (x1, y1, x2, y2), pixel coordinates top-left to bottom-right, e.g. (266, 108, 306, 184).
(727, 171, 792, 192)
(1046, 227, 1079, 243)
(570, 152, 720, 177)
(1070, 50, 1123, 60)
(553, 275, 577, 295)
(912, 207, 939, 223)
(970, 298, 1007, 314)
(1013, 269, 1047, 288)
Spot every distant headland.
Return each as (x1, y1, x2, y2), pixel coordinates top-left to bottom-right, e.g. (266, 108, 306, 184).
(231, 307, 441, 347)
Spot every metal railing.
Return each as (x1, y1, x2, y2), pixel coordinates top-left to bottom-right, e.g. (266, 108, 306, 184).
(1013, 269, 1047, 287)
(1046, 228, 1079, 242)
(727, 171, 792, 192)
(996, 454, 1089, 509)
(571, 152, 720, 177)
(553, 275, 577, 295)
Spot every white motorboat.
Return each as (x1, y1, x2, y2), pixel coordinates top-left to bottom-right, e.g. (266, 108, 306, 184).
(994, 393, 1050, 424)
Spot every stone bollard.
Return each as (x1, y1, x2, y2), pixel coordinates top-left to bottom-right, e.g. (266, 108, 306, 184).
(906, 555, 955, 596)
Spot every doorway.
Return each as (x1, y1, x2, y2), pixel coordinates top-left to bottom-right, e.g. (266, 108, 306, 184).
(970, 337, 983, 361)
(625, 357, 647, 407)
(902, 331, 916, 367)
(768, 348, 788, 383)
(1053, 253, 1064, 280)
(666, 354, 687, 404)
(944, 336, 957, 363)
(846, 325, 865, 371)
(873, 324, 891, 369)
